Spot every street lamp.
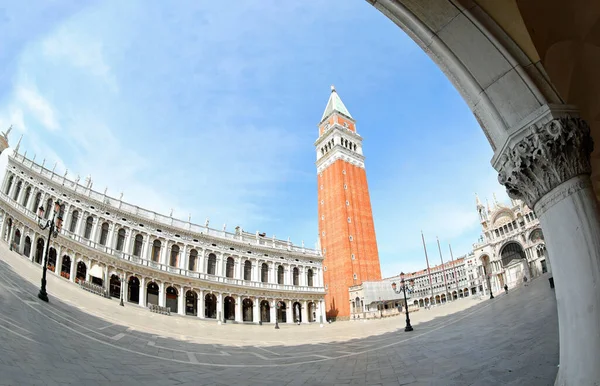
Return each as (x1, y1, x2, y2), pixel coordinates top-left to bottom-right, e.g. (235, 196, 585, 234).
(391, 272, 414, 332)
(119, 273, 125, 306)
(487, 273, 494, 299)
(274, 300, 282, 329)
(36, 200, 64, 302)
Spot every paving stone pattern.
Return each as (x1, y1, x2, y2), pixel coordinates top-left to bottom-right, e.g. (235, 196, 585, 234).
(0, 257, 558, 385)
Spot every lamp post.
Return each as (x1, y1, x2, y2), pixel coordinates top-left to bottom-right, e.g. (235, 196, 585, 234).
(119, 273, 125, 306)
(487, 273, 494, 299)
(36, 200, 64, 302)
(274, 301, 282, 329)
(391, 272, 414, 332)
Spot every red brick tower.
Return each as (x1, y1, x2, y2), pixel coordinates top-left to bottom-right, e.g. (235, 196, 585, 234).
(316, 85, 382, 320)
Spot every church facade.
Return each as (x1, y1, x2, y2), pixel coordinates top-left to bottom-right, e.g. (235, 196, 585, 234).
(472, 195, 549, 294)
(0, 148, 326, 325)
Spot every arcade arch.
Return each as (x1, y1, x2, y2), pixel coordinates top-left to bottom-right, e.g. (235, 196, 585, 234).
(364, 2, 600, 382)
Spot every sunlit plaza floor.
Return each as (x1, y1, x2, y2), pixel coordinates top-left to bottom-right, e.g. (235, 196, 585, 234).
(0, 245, 559, 385)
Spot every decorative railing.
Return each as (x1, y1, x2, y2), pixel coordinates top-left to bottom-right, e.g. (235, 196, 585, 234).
(10, 153, 321, 257)
(0, 193, 326, 294)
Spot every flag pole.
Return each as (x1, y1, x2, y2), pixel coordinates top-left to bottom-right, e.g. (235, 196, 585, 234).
(436, 236, 450, 302)
(421, 231, 435, 305)
(448, 243, 461, 298)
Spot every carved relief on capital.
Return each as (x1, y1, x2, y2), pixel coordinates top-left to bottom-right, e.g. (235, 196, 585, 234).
(496, 116, 593, 209)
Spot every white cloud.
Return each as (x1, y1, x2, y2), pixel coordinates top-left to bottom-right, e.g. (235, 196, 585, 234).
(15, 85, 59, 131)
(41, 26, 117, 92)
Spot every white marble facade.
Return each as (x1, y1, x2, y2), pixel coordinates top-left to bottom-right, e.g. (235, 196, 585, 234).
(472, 195, 548, 294)
(0, 151, 325, 325)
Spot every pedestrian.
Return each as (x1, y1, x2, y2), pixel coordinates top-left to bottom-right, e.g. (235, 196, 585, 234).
(504, 284, 508, 294)
(523, 276, 528, 287)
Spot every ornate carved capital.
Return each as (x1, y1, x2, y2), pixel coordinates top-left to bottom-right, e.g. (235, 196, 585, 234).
(496, 116, 593, 209)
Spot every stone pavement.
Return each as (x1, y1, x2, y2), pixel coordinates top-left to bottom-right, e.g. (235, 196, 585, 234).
(0, 243, 490, 346)
(0, 250, 559, 385)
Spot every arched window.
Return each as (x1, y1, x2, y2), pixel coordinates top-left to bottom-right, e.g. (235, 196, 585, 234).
(226, 257, 234, 278)
(207, 253, 216, 275)
(261, 263, 269, 283)
(188, 249, 198, 271)
(244, 260, 252, 281)
(293, 267, 299, 286)
(45, 198, 53, 219)
(307, 269, 314, 287)
(13, 181, 21, 200)
(277, 265, 284, 284)
(22, 186, 31, 207)
(99, 222, 109, 245)
(116, 228, 126, 251)
(69, 210, 79, 233)
(133, 234, 143, 256)
(5, 175, 13, 194)
(151, 240, 161, 262)
(170, 245, 179, 267)
(32, 192, 41, 214)
(84, 216, 93, 239)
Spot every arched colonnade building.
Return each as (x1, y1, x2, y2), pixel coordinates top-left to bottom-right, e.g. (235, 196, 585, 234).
(0, 152, 325, 324)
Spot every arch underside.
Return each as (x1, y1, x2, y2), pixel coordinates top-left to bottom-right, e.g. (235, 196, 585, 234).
(369, 0, 600, 201)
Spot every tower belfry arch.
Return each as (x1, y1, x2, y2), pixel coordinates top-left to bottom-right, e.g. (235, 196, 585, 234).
(316, 86, 382, 320)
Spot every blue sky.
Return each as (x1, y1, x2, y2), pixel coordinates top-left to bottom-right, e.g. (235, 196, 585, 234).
(0, 0, 509, 277)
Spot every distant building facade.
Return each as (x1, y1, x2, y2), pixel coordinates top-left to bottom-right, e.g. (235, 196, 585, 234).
(0, 149, 326, 325)
(472, 195, 549, 293)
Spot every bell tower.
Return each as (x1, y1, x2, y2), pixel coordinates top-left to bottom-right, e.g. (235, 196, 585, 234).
(315, 85, 382, 320)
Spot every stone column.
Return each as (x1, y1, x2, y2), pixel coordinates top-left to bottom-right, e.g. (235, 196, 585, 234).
(69, 258, 76, 282)
(198, 290, 204, 318)
(158, 281, 165, 307)
(318, 300, 325, 325)
(180, 245, 187, 270)
(198, 249, 205, 273)
(122, 275, 129, 303)
(198, 290, 205, 319)
(143, 234, 151, 260)
(90, 217, 99, 244)
(270, 300, 277, 323)
(253, 297, 259, 323)
(287, 301, 294, 324)
(75, 211, 84, 238)
(216, 253, 223, 277)
(235, 295, 242, 322)
(217, 292, 223, 324)
(494, 112, 599, 385)
(139, 277, 146, 307)
(160, 241, 168, 267)
(177, 286, 185, 315)
(124, 229, 133, 255)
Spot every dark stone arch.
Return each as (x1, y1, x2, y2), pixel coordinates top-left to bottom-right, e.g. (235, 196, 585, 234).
(185, 290, 197, 315)
(242, 298, 253, 322)
(204, 293, 216, 319)
(500, 242, 526, 267)
(260, 300, 270, 323)
(165, 286, 178, 313)
(128, 276, 140, 303)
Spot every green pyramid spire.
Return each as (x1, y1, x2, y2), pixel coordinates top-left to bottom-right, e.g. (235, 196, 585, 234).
(321, 85, 353, 122)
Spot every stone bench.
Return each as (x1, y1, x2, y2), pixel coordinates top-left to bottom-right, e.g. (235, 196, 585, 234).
(148, 303, 171, 316)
